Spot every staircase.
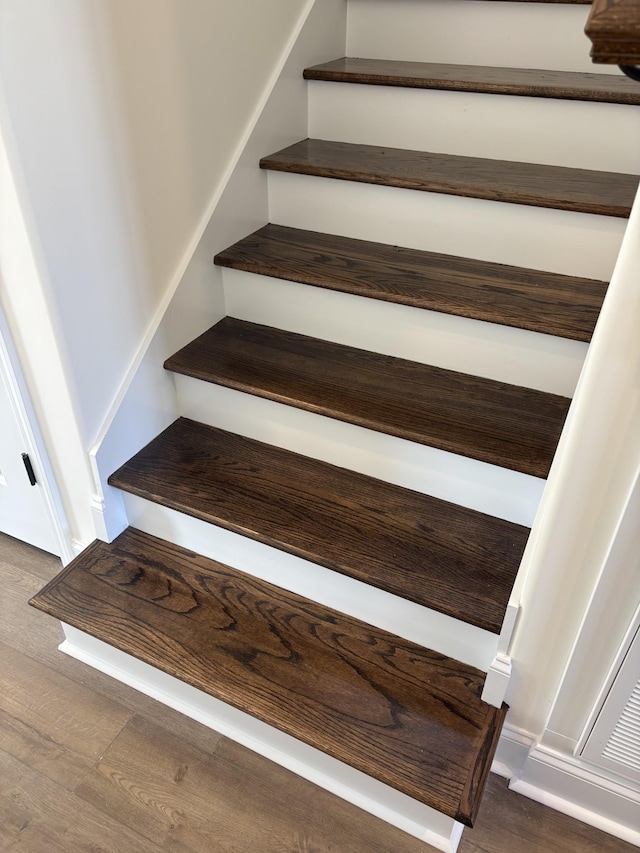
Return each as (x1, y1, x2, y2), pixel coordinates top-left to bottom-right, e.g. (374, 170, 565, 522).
(30, 1, 640, 849)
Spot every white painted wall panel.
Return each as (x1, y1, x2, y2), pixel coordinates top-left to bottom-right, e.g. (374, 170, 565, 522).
(0, 0, 313, 447)
(224, 268, 587, 396)
(309, 82, 640, 173)
(174, 374, 544, 526)
(268, 172, 625, 280)
(347, 0, 607, 74)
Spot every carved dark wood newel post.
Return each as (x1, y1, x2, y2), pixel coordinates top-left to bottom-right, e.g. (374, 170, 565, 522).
(586, 0, 640, 80)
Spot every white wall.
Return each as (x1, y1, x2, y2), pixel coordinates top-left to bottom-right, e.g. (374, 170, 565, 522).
(506, 186, 640, 739)
(0, 0, 317, 543)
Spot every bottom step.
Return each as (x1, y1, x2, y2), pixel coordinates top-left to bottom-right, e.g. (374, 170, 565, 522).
(29, 528, 507, 828)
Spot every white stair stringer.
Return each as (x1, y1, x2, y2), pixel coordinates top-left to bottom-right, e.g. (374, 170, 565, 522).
(120, 491, 500, 675)
(267, 172, 625, 281)
(173, 373, 544, 527)
(223, 267, 587, 397)
(347, 0, 607, 74)
(59, 625, 466, 853)
(308, 81, 640, 173)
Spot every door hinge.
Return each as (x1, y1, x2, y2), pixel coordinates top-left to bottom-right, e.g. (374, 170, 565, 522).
(21, 453, 37, 486)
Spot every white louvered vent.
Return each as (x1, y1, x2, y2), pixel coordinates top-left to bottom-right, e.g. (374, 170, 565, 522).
(581, 623, 640, 787)
(602, 679, 640, 773)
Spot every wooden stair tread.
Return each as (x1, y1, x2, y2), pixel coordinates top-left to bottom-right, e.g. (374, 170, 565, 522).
(165, 318, 570, 478)
(108, 418, 529, 634)
(215, 224, 608, 342)
(260, 139, 639, 218)
(29, 527, 508, 826)
(304, 57, 640, 104)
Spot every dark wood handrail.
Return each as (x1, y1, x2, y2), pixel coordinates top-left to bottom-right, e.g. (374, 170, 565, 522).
(586, 0, 640, 66)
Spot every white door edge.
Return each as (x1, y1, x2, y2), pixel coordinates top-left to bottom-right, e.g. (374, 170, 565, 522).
(0, 303, 74, 562)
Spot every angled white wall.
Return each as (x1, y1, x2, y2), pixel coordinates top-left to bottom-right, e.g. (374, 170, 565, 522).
(0, 0, 326, 544)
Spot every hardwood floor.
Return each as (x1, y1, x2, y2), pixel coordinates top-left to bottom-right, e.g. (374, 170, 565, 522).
(0, 532, 634, 852)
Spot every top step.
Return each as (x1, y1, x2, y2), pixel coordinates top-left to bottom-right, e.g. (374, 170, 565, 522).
(304, 58, 640, 105)
(260, 140, 639, 218)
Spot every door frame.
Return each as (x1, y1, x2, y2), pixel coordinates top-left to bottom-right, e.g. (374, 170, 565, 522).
(0, 301, 74, 563)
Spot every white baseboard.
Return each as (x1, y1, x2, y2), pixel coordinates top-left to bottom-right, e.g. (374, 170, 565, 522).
(56, 622, 640, 849)
(59, 624, 465, 853)
(493, 724, 640, 847)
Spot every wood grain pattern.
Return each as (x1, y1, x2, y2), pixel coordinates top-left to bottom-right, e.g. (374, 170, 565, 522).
(0, 536, 226, 759)
(0, 644, 132, 790)
(107, 419, 528, 633)
(586, 0, 640, 64)
(215, 224, 608, 341)
(77, 715, 432, 852)
(0, 748, 163, 853)
(260, 139, 639, 218)
(165, 318, 570, 477)
(30, 528, 508, 826)
(304, 57, 640, 104)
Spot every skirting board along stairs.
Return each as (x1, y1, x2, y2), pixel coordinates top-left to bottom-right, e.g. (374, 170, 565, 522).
(31, 0, 640, 848)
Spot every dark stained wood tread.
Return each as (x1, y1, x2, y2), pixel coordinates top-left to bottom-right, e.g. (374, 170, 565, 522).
(165, 318, 570, 478)
(108, 418, 529, 634)
(29, 527, 508, 826)
(260, 139, 639, 218)
(304, 57, 640, 104)
(214, 224, 608, 342)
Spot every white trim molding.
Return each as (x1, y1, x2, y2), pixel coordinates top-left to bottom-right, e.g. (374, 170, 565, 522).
(0, 304, 75, 563)
(494, 724, 640, 847)
(482, 652, 512, 708)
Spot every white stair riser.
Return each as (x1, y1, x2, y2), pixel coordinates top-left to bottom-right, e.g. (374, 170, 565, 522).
(61, 626, 465, 852)
(309, 82, 640, 173)
(347, 0, 610, 75)
(174, 374, 544, 527)
(267, 172, 625, 280)
(224, 268, 587, 396)
(121, 491, 499, 672)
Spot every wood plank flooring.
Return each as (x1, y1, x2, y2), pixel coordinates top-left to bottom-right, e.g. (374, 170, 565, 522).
(108, 418, 529, 634)
(29, 528, 507, 826)
(165, 318, 570, 477)
(215, 224, 608, 341)
(260, 139, 639, 217)
(2, 532, 636, 852)
(304, 57, 640, 104)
